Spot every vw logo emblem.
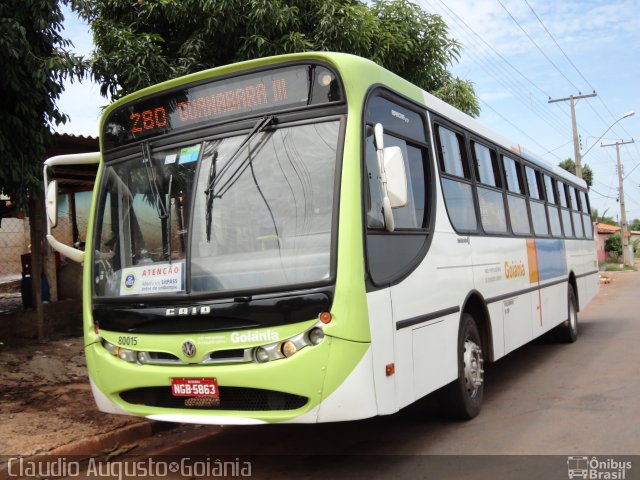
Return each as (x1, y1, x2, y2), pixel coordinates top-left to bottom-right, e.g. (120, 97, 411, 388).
(182, 341, 196, 358)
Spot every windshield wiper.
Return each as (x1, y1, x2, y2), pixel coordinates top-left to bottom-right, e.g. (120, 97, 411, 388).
(164, 173, 173, 261)
(204, 115, 274, 242)
(204, 150, 218, 242)
(141, 142, 168, 220)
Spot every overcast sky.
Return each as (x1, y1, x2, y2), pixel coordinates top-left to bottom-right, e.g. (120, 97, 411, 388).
(55, 0, 640, 221)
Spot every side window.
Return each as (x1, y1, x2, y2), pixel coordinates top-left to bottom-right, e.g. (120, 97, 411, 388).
(525, 166, 540, 200)
(580, 190, 593, 238)
(436, 125, 477, 232)
(557, 180, 568, 208)
(570, 187, 584, 238)
(544, 174, 562, 237)
(473, 142, 506, 234)
(568, 186, 578, 210)
(525, 166, 548, 236)
(472, 142, 501, 188)
(559, 181, 574, 237)
(502, 155, 530, 235)
(437, 127, 468, 178)
(579, 191, 590, 214)
(503, 156, 525, 194)
(543, 175, 556, 204)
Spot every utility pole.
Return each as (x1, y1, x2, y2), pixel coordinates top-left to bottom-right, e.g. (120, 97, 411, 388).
(548, 92, 597, 179)
(602, 139, 635, 267)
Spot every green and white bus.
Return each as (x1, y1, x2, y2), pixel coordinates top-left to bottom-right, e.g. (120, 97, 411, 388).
(44, 52, 598, 424)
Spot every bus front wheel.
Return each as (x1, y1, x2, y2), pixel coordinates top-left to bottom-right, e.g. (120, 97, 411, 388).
(436, 313, 484, 420)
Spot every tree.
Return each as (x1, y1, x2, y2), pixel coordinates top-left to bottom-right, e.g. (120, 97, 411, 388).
(0, 0, 85, 209)
(629, 218, 640, 232)
(72, 0, 479, 116)
(558, 158, 593, 188)
(591, 208, 618, 226)
(605, 233, 622, 260)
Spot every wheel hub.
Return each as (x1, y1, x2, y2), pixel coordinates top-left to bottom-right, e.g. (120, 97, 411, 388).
(463, 339, 484, 396)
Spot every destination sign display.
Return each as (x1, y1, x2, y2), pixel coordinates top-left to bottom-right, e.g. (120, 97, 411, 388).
(103, 64, 341, 150)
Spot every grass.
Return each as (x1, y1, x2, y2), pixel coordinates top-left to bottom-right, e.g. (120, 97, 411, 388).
(602, 263, 638, 272)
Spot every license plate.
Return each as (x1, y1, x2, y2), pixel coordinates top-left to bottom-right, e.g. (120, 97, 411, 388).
(171, 377, 219, 397)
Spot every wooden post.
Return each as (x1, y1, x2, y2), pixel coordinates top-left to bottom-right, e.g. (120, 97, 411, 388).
(29, 194, 45, 342)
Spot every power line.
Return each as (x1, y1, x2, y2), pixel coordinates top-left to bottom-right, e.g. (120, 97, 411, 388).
(495, 0, 581, 92)
(589, 188, 617, 200)
(522, 0, 596, 92)
(479, 98, 563, 161)
(427, 0, 572, 134)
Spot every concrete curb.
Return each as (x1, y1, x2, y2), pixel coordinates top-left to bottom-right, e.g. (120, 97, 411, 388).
(48, 421, 156, 456)
(0, 421, 175, 480)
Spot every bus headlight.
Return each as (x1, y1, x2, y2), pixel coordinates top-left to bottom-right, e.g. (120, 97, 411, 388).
(101, 339, 137, 363)
(253, 347, 270, 363)
(281, 340, 298, 358)
(308, 327, 325, 345)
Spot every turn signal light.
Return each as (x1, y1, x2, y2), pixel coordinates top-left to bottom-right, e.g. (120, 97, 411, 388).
(319, 311, 332, 324)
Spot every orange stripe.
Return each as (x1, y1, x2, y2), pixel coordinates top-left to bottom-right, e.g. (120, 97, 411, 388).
(526, 239, 539, 284)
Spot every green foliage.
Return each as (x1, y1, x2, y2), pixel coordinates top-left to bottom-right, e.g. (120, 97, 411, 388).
(433, 77, 480, 117)
(558, 158, 593, 187)
(629, 218, 640, 232)
(591, 208, 618, 226)
(0, 0, 85, 209)
(605, 233, 623, 259)
(72, 0, 479, 116)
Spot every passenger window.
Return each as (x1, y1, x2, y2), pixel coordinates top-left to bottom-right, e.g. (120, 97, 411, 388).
(573, 211, 584, 237)
(437, 126, 468, 178)
(583, 215, 593, 238)
(478, 187, 507, 233)
(436, 124, 477, 232)
(530, 201, 549, 236)
(569, 187, 578, 210)
(544, 175, 556, 204)
(548, 206, 562, 237)
(525, 166, 541, 200)
(508, 196, 530, 235)
(557, 180, 568, 208)
(503, 156, 525, 194)
(579, 191, 590, 214)
(473, 143, 500, 188)
(441, 179, 478, 231)
(562, 209, 574, 237)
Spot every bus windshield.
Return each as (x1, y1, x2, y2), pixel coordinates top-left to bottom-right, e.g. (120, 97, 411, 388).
(94, 120, 339, 298)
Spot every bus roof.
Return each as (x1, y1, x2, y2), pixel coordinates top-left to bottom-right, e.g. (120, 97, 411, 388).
(100, 51, 587, 189)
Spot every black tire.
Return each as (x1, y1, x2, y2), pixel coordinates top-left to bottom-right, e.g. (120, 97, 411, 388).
(436, 313, 484, 420)
(556, 285, 578, 343)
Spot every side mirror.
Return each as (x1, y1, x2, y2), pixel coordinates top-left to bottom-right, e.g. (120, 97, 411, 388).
(46, 180, 58, 228)
(382, 146, 408, 208)
(43, 152, 100, 263)
(374, 123, 409, 232)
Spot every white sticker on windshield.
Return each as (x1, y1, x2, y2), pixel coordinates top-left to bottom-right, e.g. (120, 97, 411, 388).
(120, 262, 185, 296)
(164, 153, 178, 165)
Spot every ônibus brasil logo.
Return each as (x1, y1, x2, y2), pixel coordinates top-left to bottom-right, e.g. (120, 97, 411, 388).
(567, 456, 632, 479)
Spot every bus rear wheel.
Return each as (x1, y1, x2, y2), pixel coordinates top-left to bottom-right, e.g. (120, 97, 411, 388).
(556, 285, 578, 343)
(436, 313, 484, 420)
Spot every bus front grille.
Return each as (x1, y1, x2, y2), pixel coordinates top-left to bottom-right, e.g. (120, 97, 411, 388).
(119, 386, 308, 411)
